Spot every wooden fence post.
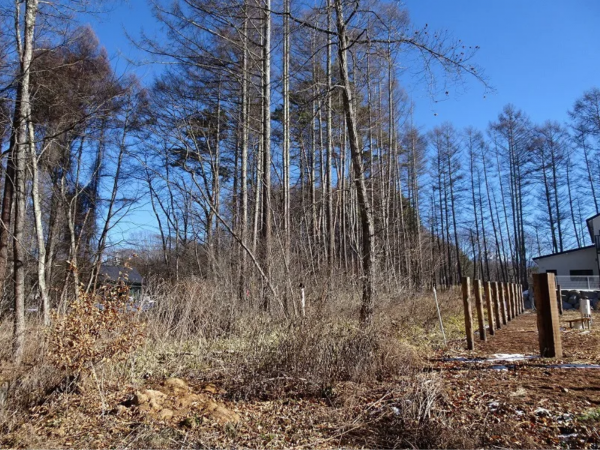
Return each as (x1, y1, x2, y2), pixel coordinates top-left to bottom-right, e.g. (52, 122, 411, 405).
(500, 282, 508, 324)
(492, 282, 502, 330)
(519, 283, 523, 314)
(505, 283, 511, 322)
(507, 283, 514, 320)
(474, 279, 486, 341)
(533, 273, 563, 358)
(484, 281, 495, 335)
(557, 284, 563, 315)
(511, 283, 519, 317)
(461, 277, 474, 350)
(509, 282, 515, 320)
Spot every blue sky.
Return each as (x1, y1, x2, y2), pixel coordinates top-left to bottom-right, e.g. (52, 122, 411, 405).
(403, 0, 600, 130)
(90, 0, 600, 132)
(86, 0, 600, 243)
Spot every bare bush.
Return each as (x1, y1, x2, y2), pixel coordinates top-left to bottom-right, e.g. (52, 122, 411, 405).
(48, 281, 146, 377)
(144, 277, 240, 341)
(260, 320, 420, 383)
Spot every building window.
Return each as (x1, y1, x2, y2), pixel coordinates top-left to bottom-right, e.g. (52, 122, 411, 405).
(570, 269, 593, 282)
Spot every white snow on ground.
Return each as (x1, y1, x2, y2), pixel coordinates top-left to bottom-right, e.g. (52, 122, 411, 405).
(487, 354, 538, 362)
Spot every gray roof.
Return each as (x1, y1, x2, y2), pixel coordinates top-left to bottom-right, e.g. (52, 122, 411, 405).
(532, 245, 594, 261)
(98, 265, 143, 285)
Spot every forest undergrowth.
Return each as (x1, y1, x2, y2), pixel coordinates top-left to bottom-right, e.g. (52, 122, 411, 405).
(0, 278, 486, 449)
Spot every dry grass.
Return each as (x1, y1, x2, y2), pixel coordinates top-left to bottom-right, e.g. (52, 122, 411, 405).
(0, 278, 470, 449)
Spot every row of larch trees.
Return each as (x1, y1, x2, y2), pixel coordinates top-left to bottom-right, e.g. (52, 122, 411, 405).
(1, 0, 600, 361)
(427, 95, 600, 292)
(133, 0, 484, 323)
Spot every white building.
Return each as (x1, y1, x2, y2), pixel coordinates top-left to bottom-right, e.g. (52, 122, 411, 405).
(533, 213, 600, 290)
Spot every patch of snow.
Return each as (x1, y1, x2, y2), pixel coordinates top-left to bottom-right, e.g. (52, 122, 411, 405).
(558, 433, 578, 440)
(488, 353, 537, 362)
(557, 413, 573, 422)
(534, 407, 551, 417)
(488, 401, 500, 411)
(546, 363, 600, 369)
(442, 357, 477, 362)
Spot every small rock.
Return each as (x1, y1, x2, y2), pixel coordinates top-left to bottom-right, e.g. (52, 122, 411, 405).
(558, 433, 579, 440)
(558, 413, 573, 422)
(158, 409, 174, 420)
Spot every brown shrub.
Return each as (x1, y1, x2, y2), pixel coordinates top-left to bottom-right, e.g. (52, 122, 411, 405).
(222, 318, 423, 402)
(48, 281, 146, 376)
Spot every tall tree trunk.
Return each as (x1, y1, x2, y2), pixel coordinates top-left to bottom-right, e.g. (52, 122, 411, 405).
(580, 137, 599, 213)
(476, 165, 491, 280)
(565, 150, 582, 247)
(239, 1, 249, 302)
(0, 108, 17, 298)
(334, 0, 376, 325)
(88, 121, 127, 294)
(261, 0, 272, 311)
(326, 0, 334, 271)
(282, 0, 290, 290)
(540, 147, 558, 253)
(550, 142, 563, 252)
(13, 0, 39, 363)
(28, 113, 50, 326)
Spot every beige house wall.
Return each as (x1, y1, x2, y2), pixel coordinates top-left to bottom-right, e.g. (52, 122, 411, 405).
(534, 246, 598, 276)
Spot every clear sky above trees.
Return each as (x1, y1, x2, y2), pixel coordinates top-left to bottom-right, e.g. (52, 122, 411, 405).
(402, 0, 600, 130)
(89, 0, 600, 132)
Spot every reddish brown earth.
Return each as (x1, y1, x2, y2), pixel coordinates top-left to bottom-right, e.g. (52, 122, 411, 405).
(437, 310, 600, 448)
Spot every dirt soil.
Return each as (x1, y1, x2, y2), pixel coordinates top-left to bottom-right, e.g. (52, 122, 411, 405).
(436, 310, 600, 448)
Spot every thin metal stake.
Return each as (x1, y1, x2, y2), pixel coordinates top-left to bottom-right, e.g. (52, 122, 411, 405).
(433, 286, 447, 346)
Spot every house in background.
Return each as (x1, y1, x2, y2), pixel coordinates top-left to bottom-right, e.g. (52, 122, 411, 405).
(533, 213, 600, 290)
(97, 264, 144, 298)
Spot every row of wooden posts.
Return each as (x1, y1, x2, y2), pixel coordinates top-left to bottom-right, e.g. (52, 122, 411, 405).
(461, 277, 525, 350)
(461, 273, 563, 358)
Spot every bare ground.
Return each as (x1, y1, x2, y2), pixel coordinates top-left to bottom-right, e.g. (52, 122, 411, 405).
(436, 310, 600, 448)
